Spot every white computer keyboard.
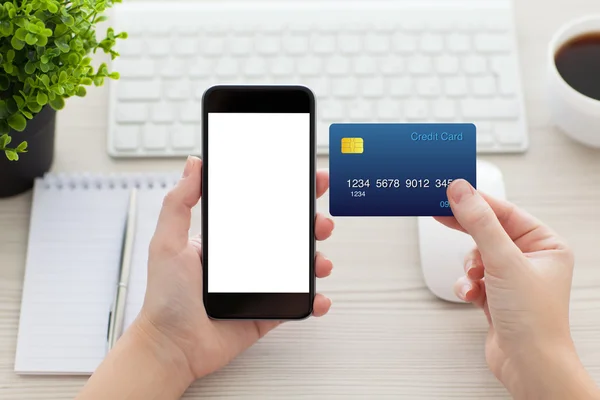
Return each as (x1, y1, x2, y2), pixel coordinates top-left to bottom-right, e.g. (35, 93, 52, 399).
(107, 0, 528, 158)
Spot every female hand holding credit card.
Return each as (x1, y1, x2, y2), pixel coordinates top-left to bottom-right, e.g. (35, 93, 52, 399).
(437, 179, 600, 400)
(73, 158, 600, 399)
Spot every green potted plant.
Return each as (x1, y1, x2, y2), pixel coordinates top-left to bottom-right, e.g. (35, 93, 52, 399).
(0, 0, 126, 198)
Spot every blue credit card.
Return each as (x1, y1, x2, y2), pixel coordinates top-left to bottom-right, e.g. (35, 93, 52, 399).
(329, 123, 477, 217)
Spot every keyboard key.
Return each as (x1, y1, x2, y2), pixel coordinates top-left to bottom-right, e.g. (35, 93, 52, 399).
(347, 99, 372, 120)
(149, 39, 170, 57)
(408, 55, 432, 75)
(152, 103, 175, 123)
(296, 56, 321, 76)
(491, 56, 518, 95)
(390, 77, 412, 98)
(204, 37, 226, 56)
(463, 55, 487, 75)
(434, 55, 459, 75)
(118, 38, 144, 57)
(476, 122, 495, 147)
(143, 125, 168, 150)
(116, 103, 148, 123)
(331, 77, 358, 98)
(215, 57, 239, 78)
(255, 34, 280, 55)
(272, 56, 295, 76)
(444, 76, 468, 97)
(230, 35, 253, 55)
(474, 33, 511, 53)
(284, 33, 309, 55)
(376, 99, 399, 121)
(416, 77, 442, 97)
(326, 56, 350, 75)
(312, 33, 336, 54)
(484, 16, 511, 33)
(470, 76, 496, 97)
(460, 98, 519, 119)
(114, 126, 140, 151)
(339, 33, 362, 54)
(243, 57, 267, 77)
(189, 57, 214, 79)
(405, 99, 429, 121)
(172, 124, 197, 150)
(361, 77, 385, 98)
(160, 59, 186, 78)
(379, 55, 404, 75)
(116, 59, 155, 79)
(393, 33, 417, 54)
(354, 55, 377, 76)
(321, 101, 345, 121)
(432, 99, 456, 120)
(365, 32, 389, 54)
(420, 33, 444, 53)
(446, 33, 470, 53)
(180, 102, 202, 123)
(494, 122, 522, 145)
(166, 80, 192, 100)
(174, 37, 197, 57)
(118, 80, 161, 101)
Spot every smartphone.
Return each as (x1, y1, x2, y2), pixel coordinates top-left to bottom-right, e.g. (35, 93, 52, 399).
(201, 85, 316, 320)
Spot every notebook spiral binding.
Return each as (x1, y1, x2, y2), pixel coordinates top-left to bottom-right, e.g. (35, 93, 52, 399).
(37, 172, 181, 191)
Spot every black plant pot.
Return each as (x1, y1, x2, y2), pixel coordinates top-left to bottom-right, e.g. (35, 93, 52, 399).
(0, 106, 56, 198)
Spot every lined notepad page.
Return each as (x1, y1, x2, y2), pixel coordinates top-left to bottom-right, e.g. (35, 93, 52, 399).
(13, 172, 201, 375)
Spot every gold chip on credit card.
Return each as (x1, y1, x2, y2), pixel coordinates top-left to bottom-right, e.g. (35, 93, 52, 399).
(341, 138, 364, 154)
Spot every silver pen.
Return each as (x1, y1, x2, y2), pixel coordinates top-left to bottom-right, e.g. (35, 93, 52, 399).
(107, 188, 138, 351)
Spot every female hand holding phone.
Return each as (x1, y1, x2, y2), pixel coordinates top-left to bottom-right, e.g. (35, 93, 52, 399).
(76, 156, 335, 400)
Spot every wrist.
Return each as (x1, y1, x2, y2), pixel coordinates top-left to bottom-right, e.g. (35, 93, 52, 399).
(508, 340, 600, 400)
(130, 314, 196, 391)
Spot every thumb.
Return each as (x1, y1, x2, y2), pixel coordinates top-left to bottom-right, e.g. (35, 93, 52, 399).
(447, 179, 522, 276)
(152, 156, 202, 253)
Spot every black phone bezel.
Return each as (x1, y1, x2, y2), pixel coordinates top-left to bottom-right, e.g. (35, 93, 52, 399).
(201, 85, 316, 320)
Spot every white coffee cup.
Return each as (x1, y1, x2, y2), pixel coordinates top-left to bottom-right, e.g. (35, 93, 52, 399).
(547, 15, 600, 148)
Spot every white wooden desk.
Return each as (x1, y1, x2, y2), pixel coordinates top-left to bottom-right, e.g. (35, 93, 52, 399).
(2, 0, 600, 398)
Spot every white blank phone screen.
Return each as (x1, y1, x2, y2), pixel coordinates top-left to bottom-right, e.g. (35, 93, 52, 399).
(207, 113, 310, 293)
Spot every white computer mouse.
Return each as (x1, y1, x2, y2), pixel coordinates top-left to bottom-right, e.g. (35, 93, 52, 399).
(418, 160, 507, 303)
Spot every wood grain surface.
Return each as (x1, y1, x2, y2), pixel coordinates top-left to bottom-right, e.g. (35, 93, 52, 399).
(2, 0, 600, 398)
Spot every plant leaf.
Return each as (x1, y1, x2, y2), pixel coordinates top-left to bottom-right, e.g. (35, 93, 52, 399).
(7, 113, 26, 131)
(16, 141, 27, 152)
(36, 91, 48, 105)
(0, 100, 9, 118)
(0, 133, 10, 147)
(11, 37, 25, 50)
(76, 86, 86, 97)
(24, 62, 36, 74)
(5, 149, 18, 161)
(49, 96, 65, 110)
(21, 110, 33, 119)
(0, 75, 8, 91)
(13, 95, 25, 109)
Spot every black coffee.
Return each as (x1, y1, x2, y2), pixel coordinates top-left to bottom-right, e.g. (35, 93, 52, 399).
(555, 32, 600, 100)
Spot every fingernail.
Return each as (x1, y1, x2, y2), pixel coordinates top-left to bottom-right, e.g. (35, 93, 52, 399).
(450, 179, 474, 204)
(182, 156, 194, 178)
(460, 282, 472, 300)
(464, 259, 473, 275)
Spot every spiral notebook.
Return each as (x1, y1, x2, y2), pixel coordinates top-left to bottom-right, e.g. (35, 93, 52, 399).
(14, 172, 201, 375)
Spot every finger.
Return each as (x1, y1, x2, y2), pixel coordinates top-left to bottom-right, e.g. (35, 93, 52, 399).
(479, 279, 493, 326)
(464, 249, 484, 281)
(435, 191, 557, 251)
(315, 213, 334, 241)
(445, 180, 522, 275)
(315, 252, 333, 278)
(152, 156, 202, 253)
(316, 170, 330, 199)
(312, 294, 332, 317)
(454, 276, 481, 303)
